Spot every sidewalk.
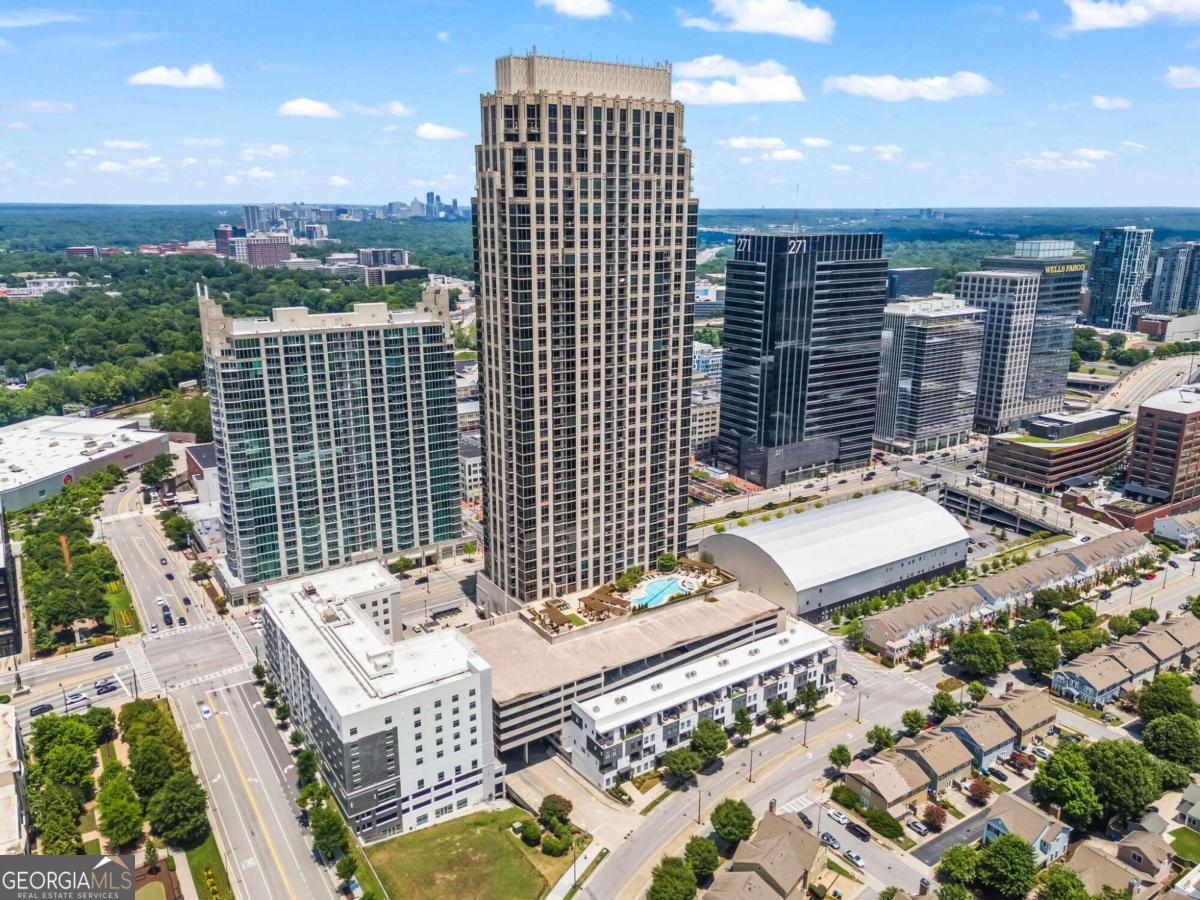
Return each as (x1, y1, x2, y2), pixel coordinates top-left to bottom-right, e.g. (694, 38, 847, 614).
(546, 843, 604, 900)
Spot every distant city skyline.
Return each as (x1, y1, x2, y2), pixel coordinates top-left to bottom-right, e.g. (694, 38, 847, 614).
(0, 1, 1198, 207)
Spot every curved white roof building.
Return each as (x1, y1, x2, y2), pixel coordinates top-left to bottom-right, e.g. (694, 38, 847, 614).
(699, 491, 968, 619)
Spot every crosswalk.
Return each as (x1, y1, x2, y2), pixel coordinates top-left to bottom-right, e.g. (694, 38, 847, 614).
(226, 621, 257, 667)
(778, 793, 815, 814)
(171, 664, 249, 690)
(124, 643, 162, 695)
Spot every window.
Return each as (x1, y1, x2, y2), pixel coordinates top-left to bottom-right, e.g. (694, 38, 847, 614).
(384, 716, 392, 725)
(436, 804, 453, 817)
(416, 814, 428, 826)
(349, 727, 358, 736)
(417, 779, 425, 789)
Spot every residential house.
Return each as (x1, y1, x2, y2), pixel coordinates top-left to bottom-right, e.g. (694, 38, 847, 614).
(982, 794, 1071, 868)
(705, 809, 827, 899)
(1178, 783, 1200, 831)
(1066, 844, 1161, 900)
(977, 687, 1057, 749)
(1155, 615, 1200, 666)
(843, 752, 931, 817)
(895, 729, 973, 794)
(1127, 627, 1187, 673)
(1118, 831, 1174, 882)
(940, 709, 1015, 771)
(1153, 510, 1200, 548)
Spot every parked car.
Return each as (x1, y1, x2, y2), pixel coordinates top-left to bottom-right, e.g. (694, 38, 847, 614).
(150, 623, 159, 634)
(1169, 560, 1180, 569)
(828, 809, 849, 826)
(930, 473, 943, 479)
(798, 811, 813, 828)
(908, 819, 929, 836)
(1144, 572, 1157, 580)
(988, 767, 1009, 783)
(1080, 536, 1092, 543)
(843, 850, 865, 868)
(1099, 590, 1112, 600)
(821, 832, 841, 850)
(1033, 746, 1053, 760)
(841, 673, 859, 687)
(847, 823, 870, 841)
(178, 616, 186, 626)
(1190, 553, 1200, 562)
(92, 650, 114, 661)
(199, 703, 213, 720)
(165, 573, 174, 581)
(837, 479, 847, 485)
(30, 703, 53, 718)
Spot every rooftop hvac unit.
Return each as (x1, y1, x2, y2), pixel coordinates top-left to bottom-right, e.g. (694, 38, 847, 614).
(748, 648, 760, 656)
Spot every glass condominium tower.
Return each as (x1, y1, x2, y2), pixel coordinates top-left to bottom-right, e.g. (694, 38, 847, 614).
(1088, 225, 1153, 330)
(199, 287, 461, 586)
(473, 53, 697, 609)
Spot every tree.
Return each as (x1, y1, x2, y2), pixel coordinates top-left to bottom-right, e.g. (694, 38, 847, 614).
(1106, 332, 1127, 351)
(83, 707, 117, 745)
(967, 681, 988, 704)
(539, 794, 573, 826)
(733, 707, 752, 742)
(298, 781, 330, 811)
(1138, 673, 1198, 721)
(1143, 713, 1200, 767)
(275, 703, 291, 724)
(647, 855, 697, 900)
(845, 618, 865, 652)
(97, 770, 143, 848)
(520, 820, 541, 847)
(43, 742, 95, 796)
(147, 770, 210, 845)
(393, 556, 416, 575)
(1084, 740, 1162, 822)
(190, 560, 211, 579)
(977, 833, 1037, 899)
(251, 664, 265, 684)
(1037, 864, 1090, 900)
(263, 683, 279, 705)
(798, 681, 821, 717)
(129, 736, 174, 803)
(289, 730, 304, 750)
(31, 714, 95, 761)
(968, 777, 994, 805)
(938, 885, 972, 900)
(902, 709, 927, 734)
(462, 541, 478, 557)
(663, 748, 702, 783)
(140, 453, 174, 488)
(867, 724, 895, 751)
(656, 552, 679, 573)
(335, 854, 359, 885)
(1155, 757, 1192, 790)
(923, 802, 947, 832)
(1014, 620, 1060, 680)
(711, 799, 756, 844)
(684, 836, 719, 881)
(144, 837, 159, 873)
(162, 514, 192, 548)
(1059, 628, 1107, 660)
(938, 844, 979, 885)
(690, 719, 728, 763)
(1131, 607, 1160, 627)
(929, 691, 962, 720)
(829, 744, 851, 772)
(767, 697, 788, 727)
(879, 888, 900, 900)
(1107, 614, 1139, 638)
(296, 750, 318, 785)
(1030, 745, 1102, 827)
(310, 804, 349, 858)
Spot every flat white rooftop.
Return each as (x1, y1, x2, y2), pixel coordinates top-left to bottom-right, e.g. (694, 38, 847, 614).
(886, 296, 982, 318)
(261, 563, 482, 718)
(226, 303, 440, 336)
(0, 416, 165, 492)
(1141, 386, 1200, 416)
(580, 622, 832, 733)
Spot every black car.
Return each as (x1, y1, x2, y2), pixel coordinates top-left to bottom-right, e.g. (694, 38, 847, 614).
(1099, 590, 1112, 599)
(160, 558, 167, 565)
(847, 823, 870, 841)
(841, 672, 858, 687)
(96, 683, 118, 696)
(939, 654, 951, 665)
(183, 596, 192, 606)
(1170, 560, 1180, 569)
(930, 473, 943, 479)
(798, 811, 813, 828)
(837, 479, 847, 484)
(92, 650, 114, 661)
(988, 768, 1009, 783)
(30, 703, 53, 717)
(165, 573, 174, 580)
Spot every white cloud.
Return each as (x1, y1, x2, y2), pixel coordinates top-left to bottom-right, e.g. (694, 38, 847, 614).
(128, 63, 224, 89)
(348, 100, 414, 117)
(830, 163, 853, 172)
(846, 145, 865, 152)
(1, 122, 29, 131)
(69, 147, 99, 157)
(1122, 139, 1149, 149)
(873, 144, 903, 160)
(764, 148, 804, 160)
(241, 143, 292, 160)
(1167, 64, 1200, 88)
(95, 160, 126, 173)
(242, 166, 275, 180)
(1074, 147, 1114, 159)
(679, 0, 835, 42)
(415, 122, 466, 140)
(907, 161, 934, 170)
(223, 174, 240, 186)
(103, 139, 148, 150)
(534, 0, 613, 17)
(1066, 0, 1200, 31)
(823, 71, 994, 102)
(277, 97, 340, 118)
(739, 156, 754, 163)
(673, 56, 805, 105)
(329, 175, 350, 187)
(1092, 94, 1132, 109)
(1016, 151, 1097, 170)
(127, 156, 163, 168)
(1023, 8, 1041, 20)
(720, 135, 786, 149)
(800, 136, 832, 147)
(180, 156, 199, 166)
(0, 10, 82, 27)
(20, 100, 74, 112)
(183, 137, 223, 147)
(437, 30, 451, 42)
(381, 123, 402, 134)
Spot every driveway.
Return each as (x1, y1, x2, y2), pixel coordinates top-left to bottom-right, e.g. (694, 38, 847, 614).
(914, 808, 987, 864)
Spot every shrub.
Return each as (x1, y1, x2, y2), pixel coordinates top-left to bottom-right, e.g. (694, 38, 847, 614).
(923, 803, 947, 831)
(863, 807, 904, 839)
(831, 784, 861, 810)
(520, 819, 541, 846)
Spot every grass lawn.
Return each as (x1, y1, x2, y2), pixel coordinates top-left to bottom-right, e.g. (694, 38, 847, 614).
(135, 883, 166, 900)
(186, 830, 234, 900)
(568, 614, 586, 627)
(563, 847, 608, 900)
(106, 581, 141, 636)
(83, 838, 101, 855)
(936, 677, 963, 692)
(366, 806, 579, 900)
(939, 799, 965, 819)
(99, 741, 117, 768)
(79, 806, 97, 834)
(634, 773, 661, 794)
(1170, 827, 1200, 863)
(826, 860, 863, 883)
(1051, 697, 1105, 720)
(640, 786, 676, 816)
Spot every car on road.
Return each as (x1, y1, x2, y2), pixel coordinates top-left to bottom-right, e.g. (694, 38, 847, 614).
(939, 654, 951, 665)
(846, 823, 870, 841)
(1169, 560, 1180, 569)
(1099, 590, 1112, 600)
(843, 850, 865, 868)
(1144, 572, 1157, 580)
(837, 479, 847, 484)
(119, 485, 127, 492)
(94, 677, 113, 690)
(908, 819, 929, 836)
(165, 573, 174, 580)
(930, 472, 943, 479)
(150, 623, 158, 633)
(160, 558, 167, 565)
(821, 832, 841, 850)
(828, 809, 849, 826)
(1033, 746, 1052, 760)
(804, 483, 814, 489)
(29, 703, 53, 717)
(92, 650, 114, 661)
(178, 616, 186, 626)
(966, 463, 978, 469)
(182, 596, 192, 606)
(65, 692, 89, 707)
(891, 465, 900, 471)
(96, 683, 117, 696)
(841, 673, 858, 687)
(1191, 553, 1200, 562)
(199, 703, 213, 720)
(798, 811, 812, 828)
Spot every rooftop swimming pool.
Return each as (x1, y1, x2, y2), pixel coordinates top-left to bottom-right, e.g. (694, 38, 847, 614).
(631, 575, 699, 609)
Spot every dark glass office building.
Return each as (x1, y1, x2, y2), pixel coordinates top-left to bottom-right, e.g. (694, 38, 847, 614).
(886, 267, 936, 299)
(1088, 226, 1152, 330)
(717, 232, 888, 487)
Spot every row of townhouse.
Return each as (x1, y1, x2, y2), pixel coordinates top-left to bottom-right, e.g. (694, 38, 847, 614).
(1052, 614, 1200, 707)
(843, 687, 1056, 816)
(862, 530, 1149, 657)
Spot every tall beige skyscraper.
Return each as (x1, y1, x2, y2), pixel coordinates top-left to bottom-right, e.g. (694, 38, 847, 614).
(474, 52, 697, 610)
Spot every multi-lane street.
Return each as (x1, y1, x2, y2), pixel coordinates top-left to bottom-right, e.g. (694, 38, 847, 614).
(1100, 353, 1200, 412)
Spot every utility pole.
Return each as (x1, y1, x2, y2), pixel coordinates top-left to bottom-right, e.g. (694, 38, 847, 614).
(856, 690, 867, 723)
(748, 748, 755, 784)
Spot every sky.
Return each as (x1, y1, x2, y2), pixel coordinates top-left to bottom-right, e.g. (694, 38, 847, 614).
(0, 0, 1199, 208)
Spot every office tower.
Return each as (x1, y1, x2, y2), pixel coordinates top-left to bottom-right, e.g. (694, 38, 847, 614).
(874, 296, 984, 454)
(957, 270, 1043, 433)
(199, 287, 461, 587)
(357, 247, 412, 267)
(1124, 387, 1200, 509)
(717, 233, 888, 486)
(1151, 243, 1200, 314)
(242, 204, 264, 232)
(261, 564, 500, 839)
(474, 52, 696, 609)
(1088, 226, 1153, 330)
(244, 234, 291, 268)
(981, 239, 1085, 419)
(886, 267, 936, 299)
(425, 191, 436, 219)
(213, 224, 233, 257)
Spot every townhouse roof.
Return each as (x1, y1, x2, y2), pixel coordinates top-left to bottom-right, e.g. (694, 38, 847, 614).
(978, 687, 1057, 734)
(1059, 653, 1142, 693)
(941, 709, 1016, 750)
(844, 751, 930, 803)
(895, 729, 974, 777)
(727, 812, 824, 896)
(1066, 844, 1155, 899)
(1119, 830, 1173, 869)
(988, 793, 1070, 846)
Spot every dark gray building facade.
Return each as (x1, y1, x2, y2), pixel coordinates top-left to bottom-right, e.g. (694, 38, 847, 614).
(0, 515, 18, 657)
(887, 267, 936, 299)
(718, 232, 888, 486)
(1150, 243, 1200, 315)
(1088, 226, 1153, 330)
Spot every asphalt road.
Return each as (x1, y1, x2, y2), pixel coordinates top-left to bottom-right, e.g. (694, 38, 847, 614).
(1100, 354, 1199, 412)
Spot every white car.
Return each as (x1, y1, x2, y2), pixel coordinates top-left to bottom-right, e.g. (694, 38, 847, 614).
(1033, 746, 1053, 760)
(65, 692, 89, 706)
(199, 703, 213, 720)
(828, 809, 849, 826)
(843, 850, 865, 868)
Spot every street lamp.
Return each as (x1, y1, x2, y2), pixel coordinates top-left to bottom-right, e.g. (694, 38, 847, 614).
(856, 689, 869, 723)
(696, 788, 710, 825)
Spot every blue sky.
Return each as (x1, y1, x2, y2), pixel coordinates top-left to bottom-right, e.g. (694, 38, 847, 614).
(1, 0, 1198, 208)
